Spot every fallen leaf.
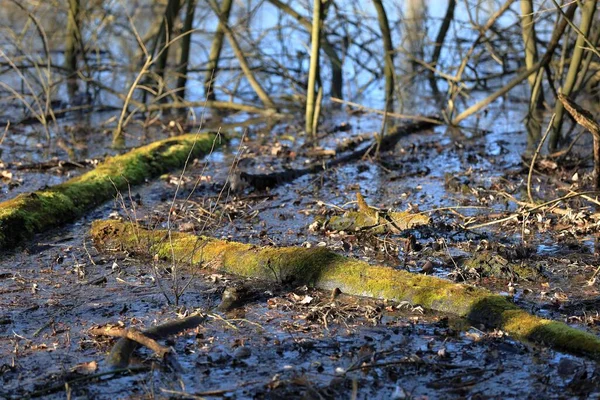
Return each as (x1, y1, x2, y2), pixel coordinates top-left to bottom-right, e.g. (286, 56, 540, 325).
(72, 360, 98, 375)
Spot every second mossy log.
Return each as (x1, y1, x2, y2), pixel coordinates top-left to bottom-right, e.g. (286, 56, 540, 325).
(91, 219, 600, 361)
(0, 132, 222, 250)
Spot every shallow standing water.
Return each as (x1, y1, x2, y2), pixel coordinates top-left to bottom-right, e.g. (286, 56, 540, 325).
(2, 103, 600, 398)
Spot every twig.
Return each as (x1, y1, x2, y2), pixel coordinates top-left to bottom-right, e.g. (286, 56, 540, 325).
(33, 303, 81, 337)
(465, 191, 599, 230)
(207, 313, 239, 331)
(23, 367, 149, 399)
(89, 326, 171, 359)
(160, 380, 263, 398)
(527, 114, 555, 202)
(0, 121, 8, 145)
(587, 265, 600, 286)
(330, 97, 442, 124)
(496, 190, 600, 219)
(346, 358, 478, 373)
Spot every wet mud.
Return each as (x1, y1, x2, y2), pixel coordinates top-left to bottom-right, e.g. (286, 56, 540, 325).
(2, 109, 600, 398)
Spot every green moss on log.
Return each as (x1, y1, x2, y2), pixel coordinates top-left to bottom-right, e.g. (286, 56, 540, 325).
(326, 210, 430, 233)
(0, 132, 222, 250)
(325, 192, 430, 233)
(91, 219, 600, 360)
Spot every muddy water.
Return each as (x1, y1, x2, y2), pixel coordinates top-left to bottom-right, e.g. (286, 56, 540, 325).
(1, 226, 598, 399)
(2, 109, 600, 398)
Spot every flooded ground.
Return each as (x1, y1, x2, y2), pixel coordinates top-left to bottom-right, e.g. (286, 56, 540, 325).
(2, 102, 600, 398)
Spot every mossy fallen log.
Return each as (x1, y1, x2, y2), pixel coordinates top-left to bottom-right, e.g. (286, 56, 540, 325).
(322, 192, 430, 233)
(324, 210, 430, 233)
(0, 132, 222, 250)
(90, 219, 600, 360)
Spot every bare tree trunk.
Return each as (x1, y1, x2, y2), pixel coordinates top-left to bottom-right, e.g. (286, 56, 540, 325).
(155, 0, 182, 89)
(268, 0, 343, 99)
(65, 0, 80, 100)
(404, 0, 426, 72)
(141, 0, 182, 106)
(372, 0, 395, 112)
(520, 0, 544, 146)
(207, 0, 275, 109)
(429, 0, 455, 94)
(329, 46, 343, 100)
(550, 0, 597, 150)
(305, 0, 322, 137)
(204, 0, 233, 101)
(520, 0, 541, 89)
(176, 0, 196, 103)
(431, 0, 455, 68)
(573, 25, 600, 93)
